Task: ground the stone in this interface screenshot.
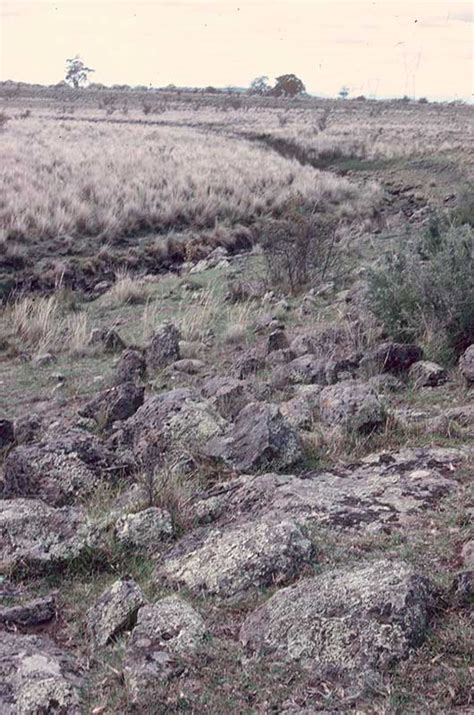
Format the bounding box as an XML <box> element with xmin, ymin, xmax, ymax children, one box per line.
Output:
<box><xmin>360</xmin><ymin>342</ymin><xmax>423</xmax><ymax>375</ymax></box>
<box><xmin>280</xmin><ymin>385</ymin><xmax>323</xmax><ymax>430</ymax></box>
<box><xmin>0</xmin><ymin>632</ymin><xmax>85</xmax><ymax>714</ymax></box>
<box><xmin>0</xmin><ymin>594</ymin><xmax>56</xmax><ymax>627</ymax></box>
<box><xmin>0</xmin><ymin>419</ymin><xmax>14</xmax><ymax>449</ymax></box>
<box><xmin>79</xmin><ymin>381</ymin><xmax>144</xmax><ymax>428</ymax></box>
<box><xmin>115</xmin><ymin>507</ymin><xmax>174</xmax><ymax>550</ymax></box>
<box><xmin>13</xmin><ymin>414</ymin><xmax>42</xmax><ymax>445</ymax></box>
<box><xmin>159</xmin><ymin>519</ymin><xmax>313</xmax><ymax>601</ymax></box>
<box><xmin>233</xmin><ymin>348</ymin><xmax>265</xmax><ymax>378</ymax></box>
<box><xmin>168</xmin><ymin>358</ymin><xmax>205</xmax><ymax>374</ymax></box>
<box><xmin>240</xmin><ymin>560</ymin><xmax>435</xmax><ymax>681</ymax></box>
<box><xmin>205</xmin><ymin>401</ymin><xmax>302</xmax><ymax>473</ymax></box>
<box><xmin>124</xmin><ymin>597</ymin><xmax>207</xmax><ymax>705</ymax></box>
<box><xmin>409</xmin><ymin>360</ymin><xmax>447</xmax><ymax>387</ymax></box>
<box><xmin>266</xmin><ymin>348</ymin><xmax>296</xmax><ymax>368</ymax></box>
<box><xmin>319</xmin><ymin>380</ymin><xmax>386</xmax><ymax>433</ymax></box>
<box><xmin>368</xmin><ymin>374</ymin><xmax>404</xmax><ymax>393</ymax></box>
<box><xmin>286</xmin><ymin>355</ymin><xmax>327</xmax><ymax>384</ymax></box>
<box><xmin>0</xmin><ymin>498</ymin><xmax>96</xmax><ymax>569</ymax></box>
<box><xmin>87</xmin><ymin>578</ymin><xmax>145</xmax><ymax>647</ymax></box>
<box><xmin>201</xmin><ymin>376</ymin><xmax>250</xmax><ymax>419</ymax></box>
<box><xmin>267</xmin><ymin>329</ymin><xmax>289</xmax><ymax>353</ymax></box>
<box><xmin>89</xmin><ymin>327</ymin><xmax>126</xmax><ymax>353</ymax></box>
<box><xmin>459</xmin><ymin>344</ymin><xmax>474</xmax><ymax>384</ymax></box>
<box><xmin>113</xmin><ymin>348</ymin><xmax>146</xmax><ymax>385</ymax></box>
<box><xmin>147</xmin><ymin>323</ymin><xmax>180</xmax><ymax>371</ymax></box>
<box><xmin>450</xmin><ymin>571</ymin><xmax>474</xmax><ymax>607</ymax></box>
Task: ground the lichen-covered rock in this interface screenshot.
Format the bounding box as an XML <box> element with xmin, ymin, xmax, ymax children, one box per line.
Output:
<box><xmin>280</xmin><ymin>385</ymin><xmax>323</xmax><ymax>430</ymax></box>
<box><xmin>233</xmin><ymin>348</ymin><xmax>265</xmax><ymax>378</ymax></box>
<box><xmin>124</xmin><ymin>597</ymin><xmax>207</xmax><ymax>705</ymax></box>
<box><xmin>158</xmin><ymin>519</ymin><xmax>313</xmax><ymax>600</ymax></box>
<box><xmin>286</xmin><ymin>355</ymin><xmax>327</xmax><ymax>384</ymax></box>
<box><xmin>79</xmin><ymin>381</ymin><xmax>144</xmax><ymax>428</ymax></box>
<box><xmin>459</xmin><ymin>344</ymin><xmax>474</xmax><ymax>384</ymax></box>
<box><xmin>205</xmin><ymin>401</ymin><xmax>302</xmax><ymax>473</ymax></box>
<box><xmin>0</xmin><ymin>594</ymin><xmax>56</xmax><ymax>627</ymax></box>
<box><xmin>13</xmin><ymin>414</ymin><xmax>43</xmax><ymax>445</ymax></box>
<box><xmin>0</xmin><ymin>498</ymin><xmax>96</xmax><ymax>569</ymax></box>
<box><xmin>360</xmin><ymin>342</ymin><xmax>423</xmax><ymax>375</ymax></box>
<box><xmin>319</xmin><ymin>380</ymin><xmax>386</xmax><ymax>433</ymax></box>
<box><xmin>201</xmin><ymin>376</ymin><xmax>251</xmax><ymax>419</ymax></box>
<box><xmin>409</xmin><ymin>360</ymin><xmax>447</xmax><ymax>387</ymax></box>
<box><xmin>0</xmin><ymin>632</ymin><xmax>85</xmax><ymax>714</ymax></box>
<box><xmin>267</xmin><ymin>329</ymin><xmax>289</xmax><ymax>353</ymax></box>
<box><xmin>0</xmin><ymin>419</ymin><xmax>14</xmax><ymax>449</ymax></box>
<box><xmin>112</xmin><ymin>348</ymin><xmax>146</xmax><ymax>385</ymax></box>
<box><xmin>240</xmin><ymin>560</ymin><xmax>435</xmax><ymax>680</ymax></box>
<box><xmin>115</xmin><ymin>507</ymin><xmax>174</xmax><ymax>550</ymax></box>
<box><xmin>147</xmin><ymin>322</ymin><xmax>180</xmax><ymax>371</ymax></box>
<box><xmin>87</xmin><ymin>578</ymin><xmax>145</xmax><ymax>647</ymax></box>
<box><xmin>2</xmin><ymin>428</ymin><xmax>124</xmax><ymax>506</ymax></box>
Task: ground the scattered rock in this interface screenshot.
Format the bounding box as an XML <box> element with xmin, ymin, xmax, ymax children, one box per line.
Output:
<box><xmin>89</xmin><ymin>328</ymin><xmax>126</xmax><ymax>353</ymax></box>
<box><xmin>267</xmin><ymin>329</ymin><xmax>289</xmax><ymax>353</ymax></box>
<box><xmin>240</xmin><ymin>560</ymin><xmax>435</xmax><ymax>682</ymax></box>
<box><xmin>147</xmin><ymin>323</ymin><xmax>180</xmax><ymax>371</ymax></box>
<box><xmin>115</xmin><ymin>507</ymin><xmax>174</xmax><ymax>550</ymax></box>
<box><xmin>280</xmin><ymin>385</ymin><xmax>323</xmax><ymax>430</ymax></box>
<box><xmin>459</xmin><ymin>344</ymin><xmax>474</xmax><ymax>384</ymax></box>
<box><xmin>0</xmin><ymin>594</ymin><xmax>56</xmax><ymax>627</ymax></box>
<box><xmin>87</xmin><ymin>578</ymin><xmax>145</xmax><ymax>647</ymax></box>
<box><xmin>201</xmin><ymin>376</ymin><xmax>251</xmax><ymax>419</ymax></box>
<box><xmin>113</xmin><ymin>348</ymin><xmax>146</xmax><ymax>385</ymax></box>
<box><xmin>159</xmin><ymin>519</ymin><xmax>313</xmax><ymax>600</ymax></box>
<box><xmin>124</xmin><ymin>597</ymin><xmax>207</xmax><ymax>705</ymax></box>
<box><xmin>79</xmin><ymin>381</ymin><xmax>144</xmax><ymax>428</ymax></box>
<box><xmin>205</xmin><ymin>401</ymin><xmax>302</xmax><ymax>473</ymax></box>
<box><xmin>0</xmin><ymin>419</ymin><xmax>14</xmax><ymax>449</ymax></box>
<box><xmin>319</xmin><ymin>380</ymin><xmax>386</xmax><ymax>433</ymax></box>
<box><xmin>233</xmin><ymin>348</ymin><xmax>265</xmax><ymax>378</ymax></box>
<box><xmin>0</xmin><ymin>632</ymin><xmax>85</xmax><ymax>714</ymax></box>
<box><xmin>360</xmin><ymin>342</ymin><xmax>423</xmax><ymax>375</ymax></box>
<box><xmin>409</xmin><ymin>360</ymin><xmax>447</xmax><ymax>387</ymax></box>
<box><xmin>286</xmin><ymin>355</ymin><xmax>327</xmax><ymax>384</ymax></box>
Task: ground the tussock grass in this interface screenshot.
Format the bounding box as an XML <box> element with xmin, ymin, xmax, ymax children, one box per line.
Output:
<box><xmin>101</xmin><ymin>271</ymin><xmax>148</xmax><ymax>307</ymax></box>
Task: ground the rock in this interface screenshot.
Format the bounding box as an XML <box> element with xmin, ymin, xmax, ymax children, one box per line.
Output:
<box><xmin>280</xmin><ymin>385</ymin><xmax>323</xmax><ymax>430</ymax></box>
<box><xmin>324</xmin><ymin>356</ymin><xmax>360</xmax><ymax>384</ymax></box>
<box><xmin>0</xmin><ymin>419</ymin><xmax>14</xmax><ymax>449</ymax></box>
<box><xmin>409</xmin><ymin>360</ymin><xmax>447</xmax><ymax>387</ymax></box>
<box><xmin>201</xmin><ymin>376</ymin><xmax>250</xmax><ymax>419</ymax></box>
<box><xmin>87</xmin><ymin>578</ymin><xmax>145</xmax><ymax>647</ymax></box>
<box><xmin>89</xmin><ymin>328</ymin><xmax>126</xmax><ymax>353</ymax></box>
<box><xmin>2</xmin><ymin>428</ymin><xmax>124</xmax><ymax>506</ymax></box>
<box><xmin>0</xmin><ymin>498</ymin><xmax>96</xmax><ymax>569</ymax></box>
<box><xmin>147</xmin><ymin>323</ymin><xmax>180</xmax><ymax>371</ymax></box>
<box><xmin>267</xmin><ymin>329</ymin><xmax>289</xmax><ymax>353</ymax></box>
<box><xmin>124</xmin><ymin>597</ymin><xmax>207</xmax><ymax>705</ymax></box>
<box><xmin>233</xmin><ymin>348</ymin><xmax>265</xmax><ymax>378</ymax></box>
<box><xmin>459</xmin><ymin>344</ymin><xmax>474</xmax><ymax>384</ymax></box>
<box><xmin>193</xmin><ymin>446</ymin><xmax>463</xmax><ymax>533</ymax></box>
<box><xmin>32</xmin><ymin>352</ymin><xmax>57</xmax><ymax>367</ymax></box>
<box><xmin>113</xmin><ymin>348</ymin><xmax>146</xmax><ymax>385</ymax></box>
<box><xmin>13</xmin><ymin>414</ymin><xmax>42</xmax><ymax>445</ymax></box>
<box><xmin>159</xmin><ymin>519</ymin><xmax>313</xmax><ymax>600</ymax></box>
<box><xmin>205</xmin><ymin>401</ymin><xmax>302</xmax><ymax>473</ymax></box>
<box><xmin>0</xmin><ymin>632</ymin><xmax>85</xmax><ymax>714</ymax></box>
<box><xmin>266</xmin><ymin>348</ymin><xmax>296</xmax><ymax>368</ymax></box>
<box><xmin>290</xmin><ymin>333</ymin><xmax>320</xmax><ymax>357</ymax></box>
<box><xmin>168</xmin><ymin>358</ymin><xmax>205</xmax><ymax>374</ymax></box>
<box><xmin>115</xmin><ymin>507</ymin><xmax>174</xmax><ymax>550</ymax></box>
<box><xmin>368</xmin><ymin>374</ymin><xmax>404</xmax><ymax>393</ymax></box>
<box><xmin>286</xmin><ymin>355</ymin><xmax>327</xmax><ymax>384</ymax></box>
<box><xmin>79</xmin><ymin>381</ymin><xmax>144</xmax><ymax>428</ymax></box>
<box><xmin>360</xmin><ymin>342</ymin><xmax>423</xmax><ymax>375</ymax></box>
<box><xmin>461</xmin><ymin>540</ymin><xmax>474</xmax><ymax>568</ymax></box>
<box><xmin>0</xmin><ymin>594</ymin><xmax>56</xmax><ymax>627</ymax></box>
<box><xmin>450</xmin><ymin>571</ymin><xmax>474</xmax><ymax>607</ymax></box>
<box><xmin>240</xmin><ymin>560</ymin><xmax>435</xmax><ymax>682</ymax></box>
<box><xmin>319</xmin><ymin>380</ymin><xmax>386</xmax><ymax>433</ymax></box>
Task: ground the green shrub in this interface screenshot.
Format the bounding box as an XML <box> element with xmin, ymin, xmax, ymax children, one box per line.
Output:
<box><xmin>368</xmin><ymin>223</ymin><xmax>474</xmax><ymax>364</ymax></box>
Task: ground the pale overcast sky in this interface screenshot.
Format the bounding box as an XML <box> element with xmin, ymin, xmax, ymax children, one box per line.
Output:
<box><xmin>1</xmin><ymin>1</ymin><xmax>473</xmax><ymax>100</ymax></box>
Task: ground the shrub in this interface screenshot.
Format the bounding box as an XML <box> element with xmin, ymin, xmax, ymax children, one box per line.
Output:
<box><xmin>367</xmin><ymin>223</ymin><xmax>474</xmax><ymax>363</ymax></box>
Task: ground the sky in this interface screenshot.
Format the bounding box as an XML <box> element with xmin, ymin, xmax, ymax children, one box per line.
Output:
<box><xmin>1</xmin><ymin>1</ymin><xmax>473</xmax><ymax>100</ymax></box>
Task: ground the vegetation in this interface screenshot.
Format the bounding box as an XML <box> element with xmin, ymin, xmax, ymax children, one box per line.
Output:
<box><xmin>65</xmin><ymin>55</ymin><xmax>95</xmax><ymax>88</ymax></box>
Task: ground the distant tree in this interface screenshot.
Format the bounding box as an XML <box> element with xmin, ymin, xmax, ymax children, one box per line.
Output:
<box><xmin>249</xmin><ymin>75</ymin><xmax>271</xmax><ymax>96</ymax></box>
<box><xmin>272</xmin><ymin>74</ymin><xmax>305</xmax><ymax>98</ymax></box>
<box><xmin>338</xmin><ymin>85</ymin><xmax>349</xmax><ymax>99</ymax></box>
<box><xmin>65</xmin><ymin>55</ymin><xmax>95</xmax><ymax>88</ymax></box>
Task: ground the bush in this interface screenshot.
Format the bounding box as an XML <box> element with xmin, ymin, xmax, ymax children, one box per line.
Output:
<box><xmin>367</xmin><ymin>223</ymin><xmax>474</xmax><ymax>363</ymax></box>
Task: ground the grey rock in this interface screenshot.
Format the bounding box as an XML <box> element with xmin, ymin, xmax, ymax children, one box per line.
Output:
<box><xmin>266</xmin><ymin>348</ymin><xmax>296</xmax><ymax>367</ymax></box>
<box><xmin>89</xmin><ymin>327</ymin><xmax>126</xmax><ymax>353</ymax></box>
<box><xmin>0</xmin><ymin>594</ymin><xmax>56</xmax><ymax>627</ymax></box>
<box><xmin>233</xmin><ymin>348</ymin><xmax>265</xmax><ymax>378</ymax></box>
<box><xmin>0</xmin><ymin>632</ymin><xmax>85</xmax><ymax>714</ymax></box>
<box><xmin>360</xmin><ymin>342</ymin><xmax>423</xmax><ymax>375</ymax></box>
<box><xmin>87</xmin><ymin>578</ymin><xmax>145</xmax><ymax>647</ymax></box>
<box><xmin>368</xmin><ymin>374</ymin><xmax>404</xmax><ymax>393</ymax></box>
<box><xmin>168</xmin><ymin>358</ymin><xmax>205</xmax><ymax>374</ymax></box>
<box><xmin>32</xmin><ymin>352</ymin><xmax>57</xmax><ymax>367</ymax></box>
<box><xmin>113</xmin><ymin>348</ymin><xmax>146</xmax><ymax>385</ymax></box>
<box><xmin>319</xmin><ymin>379</ymin><xmax>386</xmax><ymax>433</ymax></box>
<box><xmin>147</xmin><ymin>323</ymin><xmax>180</xmax><ymax>371</ymax></box>
<box><xmin>115</xmin><ymin>507</ymin><xmax>174</xmax><ymax>550</ymax></box>
<box><xmin>0</xmin><ymin>419</ymin><xmax>14</xmax><ymax>449</ymax></box>
<box><xmin>286</xmin><ymin>355</ymin><xmax>327</xmax><ymax>384</ymax></box>
<box><xmin>13</xmin><ymin>414</ymin><xmax>42</xmax><ymax>445</ymax></box>
<box><xmin>159</xmin><ymin>519</ymin><xmax>313</xmax><ymax>600</ymax></box>
<box><xmin>280</xmin><ymin>385</ymin><xmax>323</xmax><ymax>430</ymax></box>
<box><xmin>459</xmin><ymin>344</ymin><xmax>474</xmax><ymax>384</ymax></box>
<box><xmin>79</xmin><ymin>381</ymin><xmax>144</xmax><ymax>428</ymax></box>
<box><xmin>205</xmin><ymin>401</ymin><xmax>302</xmax><ymax>473</ymax></box>
<box><xmin>409</xmin><ymin>360</ymin><xmax>447</xmax><ymax>387</ymax></box>
<box><xmin>267</xmin><ymin>329</ymin><xmax>289</xmax><ymax>353</ymax></box>
<box><xmin>201</xmin><ymin>376</ymin><xmax>250</xmax><ymax>419</ymax></box>
<box><xmin>450</xmin><ymin>571</ymin><xmax>474</xmax><ymax>607</ymax></box>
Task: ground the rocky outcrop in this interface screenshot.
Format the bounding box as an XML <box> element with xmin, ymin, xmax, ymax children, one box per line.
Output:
<box><xmin>146</xmin><ymin>322</ymin><xmax>180</xmax><ymax>371</ymax></box>
<box><xmin>87</xmin><ymin>578</ymin><xmax>145</xmax><ymax>647</ymax></box>
<box><xmin>319</xmin><ymin>379</ymin><xmax>386</xmax><ymax>433</ymax></box>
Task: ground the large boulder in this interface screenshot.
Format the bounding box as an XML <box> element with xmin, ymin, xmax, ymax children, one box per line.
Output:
<box><xmin>0</xmin><ymin>498</ymin><xmax>96</xmax><ymax>569</ymax></box>
<box><xmin>240</xmin><ymin>560</ymin><xmax>435</xmax><ymax>681</ymax></box>
<box><xmin>360</xmin><ymin>342</ymin><xmax>423</xmax><ymax>375</ymax></box>
<box><xmin>319</xmin><ymin>380</ymin><xmax>386</xmax><ymax>433</ymax></box>
<box><xmin>459</xmin><ymin>344</ymin><xmax>474</xmax><ymax>384</ymax></box>
<box><xmin>124</xmin><ymin>597</ymin><xmax>207</xmax><ymax>706</ymax></box>
<box><xmin>205</xmin><ymin>402</ymin><xmax>302</xmax><ymax>473</ymax></box>
<box><xmin>115</xmin><ymin>507</ymin><xmax>174</xmax><ymax>550</ymax></box>
<box><xmin>146</xmin><ymin>323</ymin><xmax>180</xmax><ymax>371</ymax></box>
<box><xmin>0</xmin><ymin>632</ymin><xmax>85</xmax><ymax>714</ymax></box>
<box><xmin>79</xmin><ymin>381</ymin><xmax>144</xmax><ymax>428</ymax></box>
<box><xmin>201</xmin><ymin>376</ymin><xmax>251</xmax><ymax>419</ymax></box>
<box><xmin>87</xmin><ymin>578</ymin><xmax>145</xmax><ymax>647</ymax></box>
<box><xmin>158</xmin><ymin>519</ymin><xmax>313</xmax><ymax>601</ymax></box>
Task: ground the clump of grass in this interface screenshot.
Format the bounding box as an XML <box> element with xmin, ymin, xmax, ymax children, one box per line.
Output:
<box><xmin>102</xmin><ymin>271</ymin><xmax>147</xmax><ymax>307</ymax></box>
<box><xmin>9</xmin><ymin>294</ymin><xmax>62</xmax><ymax>351</ymax></box>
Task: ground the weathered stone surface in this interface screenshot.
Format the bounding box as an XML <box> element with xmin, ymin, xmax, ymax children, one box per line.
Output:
<box><xmin>2</xmin><ymin>428</ymin><xmax>123</xmax><ymax>506</ymax></box>
<box><xmin>0</xmin><ymin>498</ymin><xmax>97</xmax><ymax>569</ymax></box>
<box><xmin>201</xmin><ymin>376</ymin><xmax>251</xmax><ymax>419</ymax></box>
<box><xmin>360</xmin><ymin>342</ymin><xmax>423</xmax><ymax>375</ymax></box>
<box><xmin>205</xmin><ymin>401</ymin><xmax>302</xmax><ymax>473</ymax></box>
<box><xmin>89</xmin><ymin>327</ymin><xmax>126</xmax><ymax>353</ymax></box>
<box><xmin>79</xmin><ymin>381</ymin><xmax>144</xmax><ymax>428</ymax></box>
<box><xmin>0</xmin><ymin>594</ymin><xmax>56</xmax><ymax>627</ymax></box>
<box><xmin>280</xmin><ymin>385</ymin><xmax>323</xmax><ymax>430</ymax></box>
<box><xmin>319</xmin><ymin>380</ymin><xmax>386</xmax><ymax>433</ymax></box>
<box><xmin>233</xmin><ymin>348</ymin><xmax>265</xmax><ymax>378</ymax></box>
<box><xmin>459</xmin><ymin>344</ymin><xmax>474</xmax><ymax>384</ymax></box>
<box><xmin>267</xmin><ymin>329</ymin><xmax>289</xmax><ymax>353</ymax></box>
<box><xmin>159</xmin><ymin>519</ymin><xmax>313</xmax><ymax>600</ymax></box>
<box><xmin>409</xmin><ymin>360</ymin><xmax>447</xmax><ymax>387</ymax></box>
<box><xmin>240</xmin><ymin>560</ymin><xmax>435</xmax><ymax>680</ymax></box>
<box><xmin>193</xmin><ymin>447</ymin><xmax>464</xmax><ymax>533</ymax></box>
<box><xmin>115</xmin><ymin>507</ymin><xmax>174</xmax><ymax>550</ymax></box>
<box><xmin>266</xmin><ymin>348</ymin><xmax>296</xmax><ymax>368</ymax></box>
<box><xmin>286</xmin><ymin>355</ymin><xmax>327</xmax><ymax>385</ymax></box>
<box><xmin>0</xmin><ymin>632</ymin><xmax>85</xmax><ymax>714</ymax></box>
<box><xmin>124</xmin><ymin>597</ymin><xmax>207</xmax><ymax>705</ymax></box>
<box><xmin>87</xmin><ymin>578</ymin><xmax>145</xmax><ymax>647</ymax></box>
<box><xmin>368</xmin><ymin>374</ymin><xmax>404</xmax><ymax>393</ymax></box>
<box><xmin>112</xmin><ymin>348</ymin><xmax>146</xmax><ymax>385</ymax></box>
<box><xmin>147</xmin><ymin>322</ymin><xmax>180</xmax><ymax>371</ymax></box>
<box><xmin>0</xmin><ymin>419</ymin><xmax>14</xmax><ymax>449</ymax></box>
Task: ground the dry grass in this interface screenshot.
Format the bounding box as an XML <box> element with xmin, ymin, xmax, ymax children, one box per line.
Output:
<box><xmin>101</xmin><ymin>271</ymin><xmax>148</xmax><ymax>307</ymax></box>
